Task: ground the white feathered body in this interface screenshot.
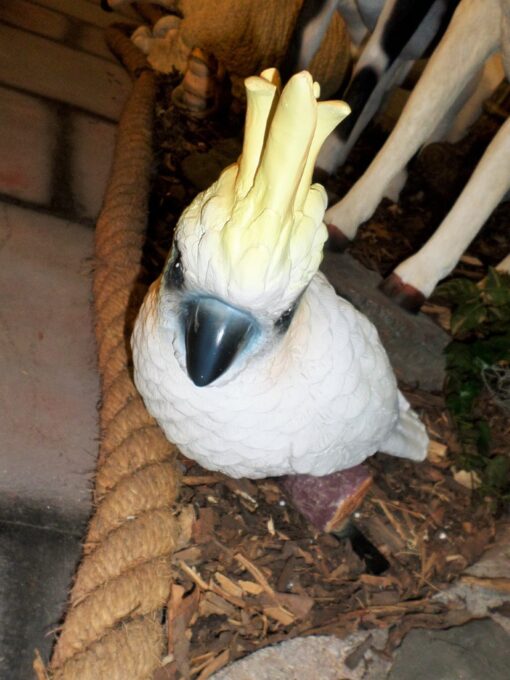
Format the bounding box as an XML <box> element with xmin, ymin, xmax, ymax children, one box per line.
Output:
<box><xmin>132</xmin><ymin>270</ymin><xmax>427</xmax><ymax>479</ymax></box>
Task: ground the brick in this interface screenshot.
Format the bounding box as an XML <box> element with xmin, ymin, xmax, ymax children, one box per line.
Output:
<box><xmin>0</xmin><ymin>87</ymin><xmax>56</xmax><ymax>204</ymax></box>
<box><xmin>72</xmin><ymin>112</ymin><xmax>117</xmax><ymax>219</ymax></box>
<box><xmin>0</xmin><ymin>24</ymin><xmax>131</xmax><ymax>120</ymax></box>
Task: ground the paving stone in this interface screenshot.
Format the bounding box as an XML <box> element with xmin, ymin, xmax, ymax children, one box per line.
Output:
<box><xmin>0</xmin><ymin>204</ymin><xmax>98</xmax><ymax>517</ymax></box>
<box><xmin>0</xmin><ymin>87</ymin><xmax>56</xmax><ymax>204</ymax></box>
<box><xmin>464</xmin><ymin>522</ymin><xmax>510</xmax><ymax>580</ymax></box>
<box><xmin>0</xmin><ymin>24</ymin><xmax>131</xmax><ymax>120</ymax></box>
<box><xmin>72</xmin><ymin>112</ymin><xmax>117</xmax><ymax>219</ymax></box>
<box><xmin>388</xmin><ymin>619</ymin><xmax>510</xmax><ymax>680</ymax></box>
<box><xmin>433</xmin><ymin>522</ymin><xmax>510</xmax><ymax>638</ymax></box>
<box><xmin>0</xmin><ymin>501</ymin><xmax>84</xmax><ymax>680</ymax></box>
<box><xmin>211</xmin><ymin>631</ymin><xmax>391</xmax><ymax>680</ymax></box>
<box><xmin>321</xmin><ymin>252</ymin><xmax>448</xmax><ymax>392</ymax></box>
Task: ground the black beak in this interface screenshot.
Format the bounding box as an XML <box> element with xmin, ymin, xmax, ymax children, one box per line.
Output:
<box><xmin>101</xmin><ymin>0</ymin><xmax>113</xmax><ymax>11</ymax></box>
<box><xmin>183</xmin><ymin>297</ymin><xmax>258</xmax><ymax>387</ymax></box>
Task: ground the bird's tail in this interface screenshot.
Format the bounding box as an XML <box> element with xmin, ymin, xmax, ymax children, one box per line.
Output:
<box><xmin>380</xmin><ymin>391</ymin><xmax>429</xmax><ymax>462</ymax></box>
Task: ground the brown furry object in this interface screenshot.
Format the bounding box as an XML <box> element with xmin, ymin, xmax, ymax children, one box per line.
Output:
<box><xmin>137</xmin><ymin>0</ymin><xmax>351</xmax><ymax>101</ymax></box>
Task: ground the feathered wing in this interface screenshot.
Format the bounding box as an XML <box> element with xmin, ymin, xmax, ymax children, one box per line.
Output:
<box><xmin>289</xmin><ymin>273</ymin><xmax>428</xmax><ymax>473</ymax></box>
<box><xmin>380</xmin><ymin>391</ymin><xmax>429</xmax><ymax>461</ymax></box>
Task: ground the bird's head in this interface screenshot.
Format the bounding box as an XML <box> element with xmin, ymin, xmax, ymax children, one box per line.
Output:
<box><xmin>159</xmin><ymin>69</ymin><xmax>350</xmax><ymax>386</ymax></box>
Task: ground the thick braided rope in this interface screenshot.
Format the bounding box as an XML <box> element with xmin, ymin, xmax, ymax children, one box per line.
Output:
<box><xmin>36</xmin><ymin>29</ymin><xmax>184</xmax><ymax>680</ymax></box>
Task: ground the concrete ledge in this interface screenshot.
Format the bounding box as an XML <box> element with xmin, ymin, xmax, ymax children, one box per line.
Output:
<box><xmin>321</xmin><ymin>251</ymin><xmax>449</xmax><ymax>392</ymax></box>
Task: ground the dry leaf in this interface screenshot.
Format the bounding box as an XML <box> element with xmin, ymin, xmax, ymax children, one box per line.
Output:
<box><xmin>273</xmin><ymin>592</ymin><xmax>314</xmax><ymax>620</ymax></box>
<box><xmin>238</xmin><ymin>579</ymin><xmax>265</xmax><ymax>595</ymax></box>
<box><xmin>235</xmin><ymin>553</ymin><xmax>274</xmax><ymax>594</ymax></box>
<box><xmin>177</xmin><ymin>504</ymin><xmax>196</xmax><ymax>548</ymax></box>
<box><xmin>460</xmin><ymin>254</ymin><xmax>483</xmax><ymax>266</ymax></box>
<box><xmin>173</xmin><ymin>546</ymin><xmax>202</xmax><ymax>564</ymax></box>
<box><xmin>262</xmin><ymin>605</ymin><xmax>295</xmax><ymax>626</ymax></box>
<box><xmin>214</xmin><ymin>572</ymin><xmax>244</xmax><ymax>598</ymax></box>
<box><xmin>33</xmin><ymin>652</ymin><xmax>49</xmax><ymax>680</ymax></box>
<box><xmin>224</xmin><ymin>479</ymin><xmax>259</xmax><ymax>510</ymax></box>
<box><xmin>427</xmin><ymin>440</ymin><xmax>448</xmax><ymax>464</ymax></box>
<box><xmin>200</xmin><ymin>591</ymin><xmax>239</xmax><ymax>618</ymax></box>
<box><xmin>179</xmin><ymin>561</ymin><xmax>210</xmax><ymax>590</ymax></box>
<box><xmin>360</xmin><ymin>574</ymin><xmax>400</xmax><ymax>588</ymax></box>
<box><xmin>452</xmin><ymin>468</ymin><xmax>482</xmax><ymax>490</ymax></box>
<box><xmin>167</xmin><ymin>584</ymin><xmax>199</xmax><ymax>679</ymax></box>
<box><xmin>197</xmin><ymin>649</ymin><xmax>230</xmax><ymax>680</ymax></box>
<box><xmin>183</xmin><ymin>474</ymin><xmax>222</xmax><ymax>486</ymax></box>
<box><xmin>193</xmin><ymin>507</ymin><xmax>216</xmax><ymax>544</ymax></box>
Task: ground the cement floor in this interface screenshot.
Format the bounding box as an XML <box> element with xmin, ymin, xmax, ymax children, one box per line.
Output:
<box><xmin>0</xmin><ymin>1</ymin><xmax>132</xmax><ymax>675</ymax></box>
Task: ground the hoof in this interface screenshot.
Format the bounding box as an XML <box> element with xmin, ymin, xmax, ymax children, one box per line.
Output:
<box><xmin>379</xmin><ymin>273</ymin><xmax>426</xmax><ymax>313</ymax></box>
<box><xmin>326</xmin><ymin>224</ymin><xmax>351</xmax><ymax>252</ymax></box>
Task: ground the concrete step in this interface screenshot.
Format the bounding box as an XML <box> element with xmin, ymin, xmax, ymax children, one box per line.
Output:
<box><xmin>0</xmin><ymin>205</ymin><xmax>98</xmax><ymax>517</ymax></box>
<box><xmin>0</xmin><ymin>500</ymin><xmax>85</xmax><ymax>679</ymax></box>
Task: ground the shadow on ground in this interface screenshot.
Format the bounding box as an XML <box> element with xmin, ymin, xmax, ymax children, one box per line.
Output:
<box><xmin>0</xmin><ymin>500</ymin><xmax>85</xmax><ymax>679</ymax></box>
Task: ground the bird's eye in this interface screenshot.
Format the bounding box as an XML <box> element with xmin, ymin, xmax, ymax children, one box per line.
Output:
<box><xmin>165</xmin><ymin>244</ymin><xmax>184</xmax><ymax>290</ymax></box>
<box><xmin>275</xmin><ymin>303</ymin><xmax>297</xmax><ymax>333</ymax></box>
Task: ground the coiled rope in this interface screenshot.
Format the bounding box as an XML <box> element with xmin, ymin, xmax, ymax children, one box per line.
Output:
<box><xmin>35</xmin><ymin>26</ymin><xmax>185</xmax><ymax>680</ymax></box>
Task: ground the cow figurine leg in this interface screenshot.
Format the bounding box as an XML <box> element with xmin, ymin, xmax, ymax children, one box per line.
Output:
<box><xmin>442</xmin><ymin>52</ymin><xmax>505</xmax><ymax>144</ymax></box>
<box><xmin>317</xmin><ymin>0</ymin><xmax>461</xmax><ymax>175</ymax></box>
<box><xmin>381</xmin><ymin>115</ymin><xmax>510</xmax><ymax>309</ymax></box>
<box><xmin>325</xmin><ymin>0</ymin><xmax>500</xmax><ymax>243</ymax></box>
<box><xmin>280</xmin><ymin>0</ymin><xmax>346</xmax><ymax>81</ymax></box>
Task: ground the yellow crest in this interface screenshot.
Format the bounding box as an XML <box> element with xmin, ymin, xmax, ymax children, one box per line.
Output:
<box><xmin>177</xmin><ymin>69</ymin><xmax>350</xmax><ymax>313</ymax></box>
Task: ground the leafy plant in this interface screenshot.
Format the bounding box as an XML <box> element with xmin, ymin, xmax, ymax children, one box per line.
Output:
<box><xmin>435</xmin><ymin>268</ymin><xmax>510</xmax><ymax>506</ymax></box>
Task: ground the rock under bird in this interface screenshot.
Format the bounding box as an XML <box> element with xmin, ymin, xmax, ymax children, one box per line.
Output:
<box><xmin>132</xmin><ymin>69</ymin><xmax>428</xmax><ymax>482</ymax></box>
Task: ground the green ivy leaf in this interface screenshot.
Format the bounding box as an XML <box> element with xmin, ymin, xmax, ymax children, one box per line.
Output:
<box><xmin>435</xmin><ymin>278</ymin><xmax>480</xmax><ymax>305</ymax></box>
<box><xmin>450</xmin><ymin>301</ymin><xmax>487</xmax><ymax>336</ymax></box>
<box><xmin>476</xmin><ymin>420</ymin><xmax>491</xmax><ymax>457</ymax></box>
<box><xmin>483</xmin><ymin>268</ymin><xmax>510</xmax><ymax>307</ymax></box>
<box><xmin>484</xmin><ymin>456</ymin><xmax>510</xmax><ymax>492</ymax></box>
<box><xmin>472</xmin><ymin>335</ymin><xmax>510</xmax><ymax>364</ymax></box>
<box><xmin>442</xmin><ymin>272</ymin><xmax>510</xmax><ymax>505</ymax></box>
<box><xmin>487</xmin><ymin>304</ymin><xmax>510</xmax><ymax>330</ymax></box>
<box><xmin>445</xmin><ymin>342</ymin><xmax>474</xmax><ymax>372</ymax></box>
<box><xmin>445</xmin><ymin>380</ymin><xmax>482</xmax><ymax>416</ymax></box>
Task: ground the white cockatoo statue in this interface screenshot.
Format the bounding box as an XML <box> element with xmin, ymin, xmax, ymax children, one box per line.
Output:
<box><xmin>132</xmin><ymin>69</ymin><xmax>428</xmax><ymax>527</ymax></box>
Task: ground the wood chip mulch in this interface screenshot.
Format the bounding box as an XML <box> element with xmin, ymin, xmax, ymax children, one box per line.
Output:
<box><xmin>158</xmin><ymin>446</ymin><xmax>494</xmax><ymax>679</ymax></box>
